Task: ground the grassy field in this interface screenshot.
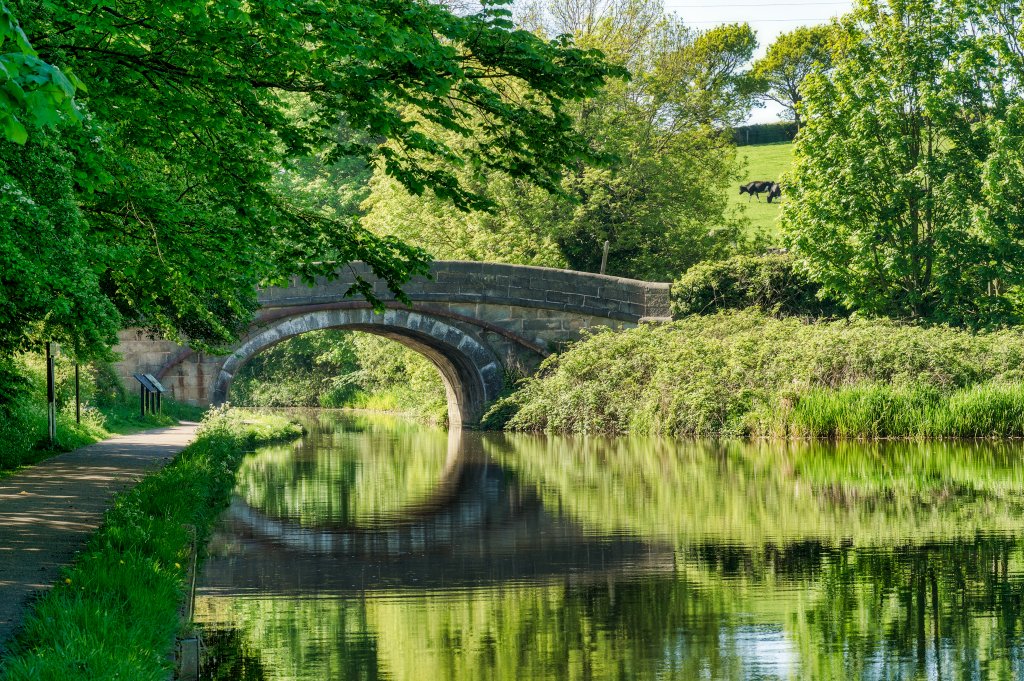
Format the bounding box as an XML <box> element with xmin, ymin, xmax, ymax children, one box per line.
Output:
<box><xmin>730</xmin><ymin>142</ymin><xmax>793</xmax><ymax>240</ymax></box>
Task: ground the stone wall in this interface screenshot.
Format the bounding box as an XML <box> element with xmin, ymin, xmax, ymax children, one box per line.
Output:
<box><xmin>259</xmin><ymin>261</ymin><xmax>671</xmax><ymax>323</ymax></box>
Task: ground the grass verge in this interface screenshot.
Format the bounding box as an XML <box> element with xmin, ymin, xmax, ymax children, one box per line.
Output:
<box><xmin>0</xmin><ymin>397</ymin><xmax>206</xmax><ymax>479</ymax></box>
<box><xmin>0</xmin><ymin>407</ymin><xmax>302</xmax><ymax>681</ymax></box>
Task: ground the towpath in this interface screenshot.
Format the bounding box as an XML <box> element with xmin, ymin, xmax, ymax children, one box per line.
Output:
<box><xmin>0</xmin><ymin>423</ymin><xmax>199</xmax><ymax>653</ymax></box>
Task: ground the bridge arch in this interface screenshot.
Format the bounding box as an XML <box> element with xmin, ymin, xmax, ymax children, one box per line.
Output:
<box><xmin>114</xmin><ymin>261</ymin><xmax>672</xmax><ymax>428</ymax></box>
<box><xmin>213</xmin><ymin>308</ymin><xmax>504</xmax><ymax>429</ymax></box>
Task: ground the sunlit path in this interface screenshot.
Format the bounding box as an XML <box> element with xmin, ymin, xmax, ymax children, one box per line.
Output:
<box><xmin>0</xmin><ymin>423</ymin><xmax>199</xmax><ymax>652</ymax></box>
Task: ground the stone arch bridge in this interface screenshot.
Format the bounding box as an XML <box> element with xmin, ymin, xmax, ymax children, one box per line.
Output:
<box><xmin>115</xmin><ymin>261</ymin><xmax>671</xmax><ymax>428</ymax></box>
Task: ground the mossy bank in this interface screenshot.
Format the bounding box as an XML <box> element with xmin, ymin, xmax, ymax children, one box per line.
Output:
<box><xmin>0</xmin><ymin>408</ymin><xmax>302</xmax><ymax>681</ymax></box>
<box><xmin>488</xmin><ymin>310</ymin><xmax>1024</xmax><ymax>439</ymax></box>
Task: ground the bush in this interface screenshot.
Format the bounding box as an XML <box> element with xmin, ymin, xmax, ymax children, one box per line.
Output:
<box><xmin>93</xmin><ymin>362</ymin><xmax>127</xmax><ymax>407</ymax></box>
<box><xmin>732</xmin><ymin>122</ymin><xmax>798</xmax><ymax>146</ymax></box>
<box><xmin>671</xmin><ymin>253</ymin><xmax>845</xmax><ymax>319</ymax></box>
<box><xmin>489</xmin><ymin>310</ymin><xmax>1024</xmax><ymax>438</ymax></box>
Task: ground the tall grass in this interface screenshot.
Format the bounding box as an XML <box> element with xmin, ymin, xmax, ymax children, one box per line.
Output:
<box><xmin>492</xmin><ymin>310</ymin><xmax>1024</xmax><ymax>439</ymax></box>
<box><xmin>343</xmin><ymin>385</ymin><xmax>448</xmax><ymax>424</ymax></box>
<box><xmin>0</xmin><ymin>408</ymin><xmax>302</xmax><ymax>681</ymax></box>
<box><xmin>762</xmin><ymin>382</ymin><xmax>1024</xmax><ymax>438</ymax></box>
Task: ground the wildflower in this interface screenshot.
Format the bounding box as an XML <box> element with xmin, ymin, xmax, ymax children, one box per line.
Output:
<box><xmin>64</xmin><ymin>578</ymin><xmax>72</xmax><ymax>585</ymax></box>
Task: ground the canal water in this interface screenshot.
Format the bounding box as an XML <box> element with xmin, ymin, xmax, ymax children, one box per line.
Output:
<box><xmin>195</xmin><ymin>411</ymin><xmax>1024</xmax><ymax>680</ymax></box>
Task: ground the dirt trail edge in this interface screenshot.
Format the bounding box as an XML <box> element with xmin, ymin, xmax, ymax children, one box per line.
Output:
<box><xmin>0</xmin><ymin>422</ymin><xmax>200</xmax><ymax>653</ymax></box>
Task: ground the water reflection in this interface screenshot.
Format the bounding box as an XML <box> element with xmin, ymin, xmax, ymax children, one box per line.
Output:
<box><xmin>197</xmin><ymin>412</ymin><xmax>1024</xmax><ymax>680</ymax></box>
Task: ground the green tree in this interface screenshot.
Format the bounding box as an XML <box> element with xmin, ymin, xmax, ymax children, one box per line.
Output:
<box><xmin>750</xmin><ymin>25</ymin><xmax>834</xmax><ymax>129</ymax></box>
<box><xmin>362</xmin><ymin>1</ymin><xmax>757</xmax><ymax>281</ymax></box>
<box><xmin>0</xmin><ymin>1</ymin><xmax>82</xmax><ymax>144</ymax></box>
<box><xmin>0</xmin><ymin>130</ymin><xmax>121</xmax><ymax>360</ymax></box>
<box><xmin>783</xmin><ymin>0</ymin><xmax>1024</xmax><ymax>325</ymax></box>
<box><xmin>1</xmin><ymin>0</ymin><xmax>621</xmax><ymax>367</ymax></box>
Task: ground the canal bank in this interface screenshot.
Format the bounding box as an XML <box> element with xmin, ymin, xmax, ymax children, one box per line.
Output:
<box><xmin>488</xmin><ymin>310</ymin><xmax>1024</xmax><ymax>438</ymax></box>
<box><xmin>0</xmin><ymin>409</ymin><xmax>302</xmax><ymax>681</ymax></box>
<box><xmin>0</xmin><ymin>423</ymin><xmax>200</xmax><ymax>653</ymax></box>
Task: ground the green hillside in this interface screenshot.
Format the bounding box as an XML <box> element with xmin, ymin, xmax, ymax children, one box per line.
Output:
<box><xmin>731</xmin><ymin>142</ymin><xmax>793</xmax><ymax>239</ymax></box>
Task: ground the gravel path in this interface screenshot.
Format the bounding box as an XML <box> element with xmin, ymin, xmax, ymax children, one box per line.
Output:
<box><xmin>0</xmin><ymin>423</ymin><xmax>199</xmax><ymax>653</ymax></box>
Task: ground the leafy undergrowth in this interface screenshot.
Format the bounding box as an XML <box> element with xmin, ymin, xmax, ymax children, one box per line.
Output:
<box><xmin>490</xmin><ymin>310</ymin><xmax>1024</xmax><ymax>439</ymax></box>
<box><xmin>0</xmin><ymin>408</ymin><xmax>302</xmax><ymax>681</ymax></box>
<box><xmin>0</xmin><ymin>353</ymin><xmax>207</xmax><ymax>475</ymax></box>
<box><xmin>0</xmin><ymin>398</ymin><xmax>206</xmax><ymax>478</ymax></box>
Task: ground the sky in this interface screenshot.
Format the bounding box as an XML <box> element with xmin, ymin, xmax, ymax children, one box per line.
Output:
<box><xmin>663</xmin><ymin>0</ymin><xmax>855</xmax><ymax>122</ymax></box>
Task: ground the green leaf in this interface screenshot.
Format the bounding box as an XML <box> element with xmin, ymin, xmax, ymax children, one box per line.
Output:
<box><xmin>1</xmin><ymin>112</ymin><xmax>27</xmax><ymax>143</ymax></box>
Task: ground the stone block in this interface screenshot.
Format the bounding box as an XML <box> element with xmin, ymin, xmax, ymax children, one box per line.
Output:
<box><xmin>449</xmin><ymin>303</ymin><xmax>480</xmax><ymax>318</ymax></box>
<box><xmin>509</xmin><ymin>286</ymin><xmax>545</xmax><ymax>302</ymax></box>
<box><xmin>523</xmin><ymin>319</ymin><xmax>564</xmax><ymax>332</ymax></box>
<box><xmin>510</xmin><ymin>275</ymin><xmax>534</xmax><ymax>288</ymax></box>
<box><xmin>478</xmin><ymin>304</ymin><xmax>514</xmax><ymax>323</ymax></box>
<box><xmin>546</xmin><ymin>290</ymin><xmax>584</xmax><ymax>306</ymax></box>
<box><xmin>479</xmin><ymin>284</ymin><xmax>512</xmax><ymax>299</ymax></box>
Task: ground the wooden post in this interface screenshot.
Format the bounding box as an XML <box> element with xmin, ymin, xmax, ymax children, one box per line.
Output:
<box><xmin>75</xmin><ymin>363</ymin><xmax>81</xmax><ymax>424</ymax></box>
<box><xmin>46</xmin><ymin>342</ymin><xmax>56</xmax><ymax>444</ymax></box>
<box><xmin>599</xmin><ymin>240</ymin><xmax>610</xmax><ymax>275</ymax></box>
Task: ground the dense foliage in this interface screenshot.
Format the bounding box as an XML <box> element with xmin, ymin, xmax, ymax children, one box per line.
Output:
<box><xmin>490</xmin><ymin>310</ymin><xmax>1024</xmax><ymax>437</ymax></box>
<box><xmin>784</xmin><ymin>0</ymin><xmax>1024</xmax><ymax>326</ymax></box>
<box><xmin>0</xmin><ymin>408</ymin><xmax>301</xmax><ymax>680</ymax></box>
<box><xmin>671</xmin><ymin>253</ymin><xmax>844</xmax><ymax>318</ymax></box>
<box><xmin>1</xmin><ymin>0</ymin><xmax>621</xmax><ymax>371</ymax></box>
<box><xmin>361</xmin><ymin>0</ymin><xmax>757</xmax><ymax>280</ymax></box>
<box><xmin>0</xmin><ymin>1</ymin><xmax>81</xmax><ymax>144</ymax></box>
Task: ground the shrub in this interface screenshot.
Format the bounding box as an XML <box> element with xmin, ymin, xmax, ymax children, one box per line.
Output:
<box><xmin>490</xmin><ymin>310</ymin><xmax>1024</xmax><ymax>438</ymax></box>
<box><xmin>671</xmin><ymin>253</ymin><xmax>845</xmax><ymax>319</ymax></box>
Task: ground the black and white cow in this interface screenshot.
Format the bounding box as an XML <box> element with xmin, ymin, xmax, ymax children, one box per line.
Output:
<box><xmin>739</xmin><ymin>181</ymin><xmax>773</xmax><ymax>201</ymax></box>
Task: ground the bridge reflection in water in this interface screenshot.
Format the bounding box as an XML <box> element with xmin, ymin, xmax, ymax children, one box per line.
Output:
<box><xmin>200</xmin><ymin>430</ymin><xmax>674</xmax><ymax>595</ymax></box>
<box><xmin>195</xmin><ymin>412</ymin><xmax>1024</xmax><ymax>681</ymax></box>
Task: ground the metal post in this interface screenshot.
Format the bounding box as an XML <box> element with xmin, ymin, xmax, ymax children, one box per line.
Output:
<box><xmin>599</xmin><ymin>240</ymin><xmax>610</xmax><ymax>276</ymax></box>
<box><xmin>46</xmin><ymin>342</ymin><xmax>56</xmax><ymax>444</ymax></box>
<box><xmin>156</xmin><ymin>391</ymin><xmax>162</xmax><ymax>414</ymax></box>
<box><xmin>75</xmin><ymin>363</ymin><xmax>81</xmax><ymax>424</ymax></box>
<box><xmin>141</xmin><ymin>384</ymin><xmax>146</xmax><ymax>418</ymax></box>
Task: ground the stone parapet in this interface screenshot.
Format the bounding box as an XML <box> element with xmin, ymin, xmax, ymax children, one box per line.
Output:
<box><xmin>256</xmin><ymin>261</ymin><xmax>671</xmax><ymax>323</ymax></box>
